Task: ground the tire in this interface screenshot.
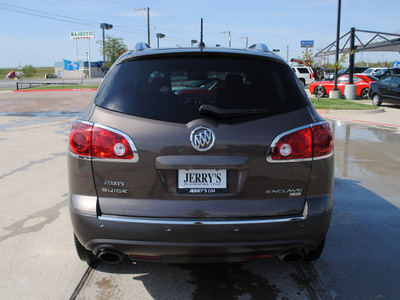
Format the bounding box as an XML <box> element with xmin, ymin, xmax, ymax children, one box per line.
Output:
<box><xmin>303</xmin><ymin>238</ymin><xmax>325</xmax><ymax>261</ymax></box>
<box><xmin>299</xmin><ymin>78</ymin><xmax>306</xmax><ymax>87</ymax></box>
<box><xmin>372</xmin><ymin>94</ymin><xmax>382</xmax><ymax>106</ymax></box>
<box><xmin>314</xmin><ymin>86</ymin><xmax>326</xmax><ymax>97</ymax></box>
<box><xmin>74</xmin><ymin>234</ymin><xmax>97</xmax><ymax>266</ymax></box>
<box><xmin>361</xmin><ymin>88</ymin><xmax>369</xmax><ymax>99</ymax></box>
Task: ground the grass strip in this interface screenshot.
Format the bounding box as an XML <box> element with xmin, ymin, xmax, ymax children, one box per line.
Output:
<box><xmin>310</xmin><ymin>98</ymin><xmax>377</xmax><ymax>110</ymax></box>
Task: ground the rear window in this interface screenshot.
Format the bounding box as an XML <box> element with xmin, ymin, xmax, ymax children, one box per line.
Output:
<box><xmin>297</xmin><ymin>67</ymin><xmax>310</xmax><ymax>74</ymax></box>
<box><xmin>95</xmin><ymin>56</ymin><xmax>308</xmax><ymax>123</ymax></box>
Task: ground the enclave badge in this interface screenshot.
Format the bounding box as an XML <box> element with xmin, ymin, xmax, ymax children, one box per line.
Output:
<box><xmin>190</xmin><ymin>126</ymin><xmax>215</xmax><ymax>152</ymax></box>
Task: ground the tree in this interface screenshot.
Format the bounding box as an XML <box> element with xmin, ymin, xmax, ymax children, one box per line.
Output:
<box><xmin>22</xmin><ymin>65</ymin><xmax>37</xmax><ymax>77</ymax></box>
<box><xmin>97</xmin><ymin>35</ymin><xmax>128</xmax><ymax>68</ymax></box>
<box><xmin>300</xmin><ymin>48</ymin><xmax>314</xmax><ymax>66</ymax></box>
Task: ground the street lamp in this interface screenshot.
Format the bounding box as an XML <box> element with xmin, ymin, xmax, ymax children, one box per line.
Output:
<box><xmin>100</xmin><ymin>23</ymin><xmax>113</xmax><ymax>76</ymax></box>
<box><xmin>191</xmin><ymin>39</ymin><xmax>197</xmax><ymax>47</ymax></box>
<box><xmin>156</xmin><ymin>33</ymin><xmax>165</xmax><ymax>47</ymax></box>
<box><xmin>272</xmin><ymin>49</ymin><xmax>280</xmax><ymax>53</ymax></box>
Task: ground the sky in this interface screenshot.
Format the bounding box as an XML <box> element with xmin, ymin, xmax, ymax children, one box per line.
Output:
<box><xmin>0</xmin><ymin>0</ymin><xmax>399</xmax><ymax>68</ymax></box>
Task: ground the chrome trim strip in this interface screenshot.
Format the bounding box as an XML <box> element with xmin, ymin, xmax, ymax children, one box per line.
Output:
<box><xmin>99</xmin><ymin>211</ymin><xmax>307</xmax><ymax>226</ymax></box>
<box><xmin>266</xmin><ymin>121</ymin><xmax>332</xmax><ymax>163</ymax></box>
<box><xmin>76</xmin><ymin>120</ymin><xmax>94</xmax><ymax>126</ymax></box>
<box><xmin>68</xmin><ymin>149</ymin><xmax>91</xmax><ymax>161</ymax></box>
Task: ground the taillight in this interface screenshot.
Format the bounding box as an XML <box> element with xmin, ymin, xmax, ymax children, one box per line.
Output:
<box><xmin>92</xmin><ymin>126</ymin><xmax>134</xmax><ymax>160</ymax></box>
<box><xmin>312</xmin><ymin>123</ymin><xmax>333</xmax><ymax>157</ymax></box>
<box><xmin>268</xmin><ymin>122</ymin><xmax>333</xmax><ymax>162</ymax></box>
<box><xmin>69</xmin><ymin>121</ymin><xmax>137</xmax><ymax>161</ymax></box>
<box><xmin>271</xmin><ymin>127</ymin><xmax>312</xmax><ymax>160</ymax></box>
<box><xmin>69</xmin><ymin>122</ymin><xmax>92</xmax><ymax>156</ymax></box>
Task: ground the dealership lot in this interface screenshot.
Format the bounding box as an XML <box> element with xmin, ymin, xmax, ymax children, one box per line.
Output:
<box><xmin>1</xmin><ymin>91</ymin><xmax>400</xmax><ymax>299</ymax></box>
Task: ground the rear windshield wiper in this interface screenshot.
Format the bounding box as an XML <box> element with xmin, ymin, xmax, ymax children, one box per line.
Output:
<box><xmin>199</xmin><ymin>104</ymin><xmax>270</xmax><ymax>119</ymax></box>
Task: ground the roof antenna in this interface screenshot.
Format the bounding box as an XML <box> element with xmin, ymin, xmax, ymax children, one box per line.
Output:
<box><xmin>199</xmin><ymin>18</ymin><xmax>205</xmax><ymax>48</ymax></box>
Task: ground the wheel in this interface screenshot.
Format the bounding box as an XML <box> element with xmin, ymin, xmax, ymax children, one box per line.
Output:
<box><xmin>299</xmin><ymin>78</ymin><xmax>306</xmax><ymax>87</ymax></box>
<box><xmin>303</xmin><ymin>238</ymin><xmax>325</xmax><ymax>261</ymax></box>
<box><xmin>74</xmin><ymin>234</ymin><xmax>97</xmax><ymax>266</ymax></box>
<box><xmin>372</xmin><ymin>94</ymin><xmax>382</xmax><ymax>106</ymax></box>
<box><xmin>361</xmin><ymin>88</ymin><xmax>369</xmax><ymax>99</ymax></box>
<box><xmin>314</xmin><ymin>86</ymin><xmax>326</xmax><ymax>97</ymax></box>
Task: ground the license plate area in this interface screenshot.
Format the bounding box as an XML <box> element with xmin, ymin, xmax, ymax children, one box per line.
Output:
<box><xmin>177</xmin><ymin>169</ymin><xmax>228</xmax><ymax>194</ymax></box>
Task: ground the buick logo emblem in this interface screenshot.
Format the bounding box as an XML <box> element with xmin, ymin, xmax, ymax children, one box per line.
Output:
<box><xmin>190</xmin><ymin>126</ymin><xmax>215</xmax><ymax>152</ymax></box>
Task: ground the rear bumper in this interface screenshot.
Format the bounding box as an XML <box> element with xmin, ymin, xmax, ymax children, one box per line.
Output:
<box><xmin>70</xmin><ymin>197</ymin><xmax>332</xmax><ymax>262</ymax></box>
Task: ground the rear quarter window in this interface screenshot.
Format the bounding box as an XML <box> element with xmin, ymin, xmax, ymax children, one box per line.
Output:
<box><xmin>94</xmin><ymin>55</ymin><xmax>309</xmax><ymax>123</ymax></box>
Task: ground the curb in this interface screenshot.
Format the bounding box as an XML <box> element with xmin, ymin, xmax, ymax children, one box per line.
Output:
<box><xmin>13</xmin><ymin>88</ymin><xmax>98</xmax><ymax>93</ymax></box>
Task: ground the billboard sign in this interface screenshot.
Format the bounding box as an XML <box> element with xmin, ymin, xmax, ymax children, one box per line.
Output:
<box><xmin>70</xmin><ymin>31</ymin><xmax>95</xmax><ymax>40</ymax></box>
<box><xmin>301</xmin><ymin>40</ymin><xmax>314</xmax><ymax>48</ymax></box>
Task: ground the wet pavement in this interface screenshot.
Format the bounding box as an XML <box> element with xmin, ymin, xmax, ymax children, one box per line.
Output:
<box><xmin>0</xmin><ymin>91</ymin><xmax>400</xmax><ymax>299</ymax></box>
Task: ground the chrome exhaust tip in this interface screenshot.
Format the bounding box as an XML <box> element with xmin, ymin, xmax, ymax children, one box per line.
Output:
<box><xmin>98</xmin><ymin>249</ymin><xmax>124</xmax><ymax>264</ymax></box>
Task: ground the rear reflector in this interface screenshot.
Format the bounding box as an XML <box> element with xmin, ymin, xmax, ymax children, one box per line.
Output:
<box><xmin>268</xmin><ymin>122</ymin><xmax>333</xmax><ymax>162</ymax></box>
<box><xmin>69</xmin><ymin>121</ymin><xmax>138</xmax><ymax>161</ymax></box>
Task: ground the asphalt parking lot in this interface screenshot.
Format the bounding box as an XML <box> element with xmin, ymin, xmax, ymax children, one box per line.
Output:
<box><xmin>1</xmin><ymin>90</ymin><xmax>400</xmax><ymax>299</ymax></box>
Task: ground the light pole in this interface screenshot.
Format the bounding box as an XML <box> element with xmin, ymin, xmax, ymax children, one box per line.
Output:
<box><xmin>240</xmin><ymin>37</ymin><xmax>248</xmax><ymax>48</ymax></box>
<box><xmin>333</xmin><ymin>0</ymin><xmax>341</xmax><ymax>93</ymax></box>
<box><xmin>273</xmin><ymin>49</ymin><xmax>280</xmax><ymax>53</ymax></box>
<box><xmin>100</xmin><ymin>23</ymin><xmax>113</xmax><ymax>76</ymax></box>
<box><xmin>156</xmin><ymin>33</ymin><xmax>165</xmax><ymax>47</ymax></box>
<box><xmin>221</xmin><ymin>31</ymin><xmax>231</xmax><ymax>47</ymax></box>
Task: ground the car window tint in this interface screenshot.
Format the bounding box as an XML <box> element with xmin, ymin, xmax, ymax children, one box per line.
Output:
<box><xmin>391</xmin><ymin>77</ymin><xmax>400</xmax><ymax>87</ymax></box>
<box><xmin>380</xmin><ymin>77</ymin><xmax>392</xmax><ymax>85</ymax></box>
<box><xmin>95</xmin><ymin>57</ymin><xmax>308</xmax><ymax>123</ymax></box>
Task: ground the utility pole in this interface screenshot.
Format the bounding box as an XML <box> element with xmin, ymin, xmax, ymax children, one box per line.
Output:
<box><xmin>240</xmin><ymin>37</ymin><xmax>248</xmax><ymax>48</ymax></box>
<box><xmin>221</xmin><ymin>31</ymin><xmax>231</xmax><ymax>47</ymax></box>
<box><xmin>135</xmin><ymin>7</ymin><xmax>150</xmax><ymax>45</ymax></box>
<box><xmin>286</xmin><ymin>45</ymin><xmax>289</xmax><ymax>62</ymax></box>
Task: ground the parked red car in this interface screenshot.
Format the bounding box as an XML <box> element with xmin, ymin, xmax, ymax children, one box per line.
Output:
<box><xmin>309</xmin><ymin>74</ymin><xmax>377</xmax><ymax>99</ymax></box>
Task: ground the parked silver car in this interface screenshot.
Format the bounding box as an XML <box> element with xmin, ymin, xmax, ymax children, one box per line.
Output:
<box><xmin>68</xmin><ymin>43</ymin><xmax>334</xmax><ymax>265</ymax></box>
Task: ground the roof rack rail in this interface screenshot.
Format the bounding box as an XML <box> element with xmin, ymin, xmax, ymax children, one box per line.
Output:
<box><xmin>248</xmin><ymin>43</ymin><xmax>270</xmax><ymax>52</ymax></box>
<box><xmin>135</xmin><ymin>42</ymin><xmax>151</xmax><ymax>51</ymax></box>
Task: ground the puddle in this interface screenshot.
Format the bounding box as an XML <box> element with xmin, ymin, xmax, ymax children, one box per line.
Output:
<box><xmin>0</xmin><ymin>111</ymin><xmax>81</xmax><ymax>131</ymax></box>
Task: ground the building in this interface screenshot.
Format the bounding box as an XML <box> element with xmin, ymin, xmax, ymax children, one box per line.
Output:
<box><xmin>54</xmin><ymin>61</ymin><xmax>104</xmax><ymax>78</ymax></box>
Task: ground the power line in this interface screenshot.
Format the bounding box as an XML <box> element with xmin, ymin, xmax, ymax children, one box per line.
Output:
<box><xmin>0</xmin><ymin>3</ymin><xmax>146</xmax><ymax>34</ymax></box>
<box><xmin>0</xmin><ymin>2</ymin><xmax>193</xmax><ymax>47</ymax></box>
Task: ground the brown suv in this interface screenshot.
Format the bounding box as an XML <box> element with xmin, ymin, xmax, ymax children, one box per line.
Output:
<box><xmin>68</xmin><ymin>43</ymin><xmax>334</xmax><ymax>265</ymax></box>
